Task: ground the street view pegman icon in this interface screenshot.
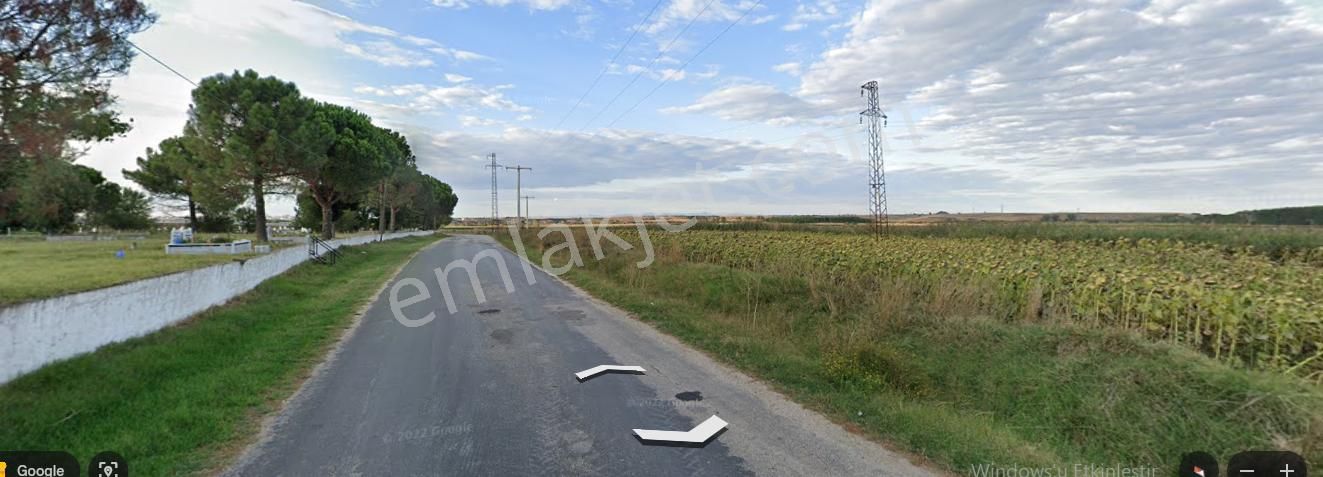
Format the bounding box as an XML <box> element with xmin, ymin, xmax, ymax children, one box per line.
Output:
<box><xmin>1182</xmin><ymin>451</ymin><xmax>1219</xmax><ymax>477</ymax></box>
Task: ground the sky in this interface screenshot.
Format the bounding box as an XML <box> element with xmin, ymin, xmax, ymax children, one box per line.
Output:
<box><xmin>81</xmin><ymin>0</ymin><xmax>1323</xmax><ymax>218</ymax></box>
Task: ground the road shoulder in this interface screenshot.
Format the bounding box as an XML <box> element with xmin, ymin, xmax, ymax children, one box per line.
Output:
<box><xmin>491</xmin><ymin>234</ymin><xmax>942</xmax><ymax>476</ymax></box>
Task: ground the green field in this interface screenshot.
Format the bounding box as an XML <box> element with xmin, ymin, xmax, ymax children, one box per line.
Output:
<box><xmin>498</xmin><ymin>225</ymin><xmax>1323</xmax><ymax>472</ymax></box>
<box><xmin>0</xmin><ymin>235</ymin><xmax>438</xmax><ymax>474</ymax></box>
<box><xmin>0</xmin><ymin>236</ymin><xmax>279</xmax><ymax>306</ymax></box>
<box><xmin>0</xmin><ymin>229</ymin><xmax>422</xmax><ymax>306</ymax></box>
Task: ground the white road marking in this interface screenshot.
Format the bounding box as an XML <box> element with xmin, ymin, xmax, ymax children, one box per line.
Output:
<box><xmin>574</xmin><ymin>364</ymin><xmax>646</xmax><ymax>381</ymax></box>
<box><xmin>633</xmin><ymin>415</ymin><xmax>728</xmax><ymax>444</ymax></box>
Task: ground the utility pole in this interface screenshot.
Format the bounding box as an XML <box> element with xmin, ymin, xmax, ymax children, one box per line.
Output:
<box><xmin>505</xmin><ymin>165</ymin><xmax>532</xmax><ymax>227</ymax></box>
<box><xmin>485</xmin><ymin>153</ymin><xmax>502</xmax><ymax>232</ymax></box>
<box><xmin>860</xmin><ymin>81</ymin><xmax>889</xmax><ymax>237</ymax></box>
<box><xmin>522</xmin><ymin>196</ymin><xmax>536</xmax><ymax>228</ymax></box>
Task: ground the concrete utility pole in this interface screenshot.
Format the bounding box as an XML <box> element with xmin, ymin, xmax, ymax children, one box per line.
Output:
<box><xmin>505</xmin><ymin>165</ymin><xmax>532</xmax><ymax>227</ymax></box>
<box><xmin>860</xmin><ymin>80</ymin><xmax>889</xmax><ymax>237</ymax></box>
<box><xmin>485</xmin><ymin>153</ymin><xmax>502</xmax><ymax>231</ymax></box>
<box><xmin>522</xmin><ymin>196</ymin><xmax>535</xmax><ymax>227</ymax></box>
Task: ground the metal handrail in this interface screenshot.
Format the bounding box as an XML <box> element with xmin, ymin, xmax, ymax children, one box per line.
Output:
<box><xmin>307</xmin><ymin>235</ymin><xmax>343</xmax><ymax>265</ymax></box>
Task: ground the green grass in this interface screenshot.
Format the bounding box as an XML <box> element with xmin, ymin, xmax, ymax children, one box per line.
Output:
<box><xmin>498</xmin><ymin>231</ymin><xmax>1322</xmax><ymax>473</ymax></box>
<box><xmin>0</xmin><ymin>230</ymin><xmax>414</xmax><ymax>306</ymax></box>
<box><xmin>0</xmin><ymin>236</ymin><xmax>265</xmax><ymax>306</ymax></box>
<box><xmin>0</xmin><ymin>234</ymin><xmax>438</xmax><ymax>475</ymax></box>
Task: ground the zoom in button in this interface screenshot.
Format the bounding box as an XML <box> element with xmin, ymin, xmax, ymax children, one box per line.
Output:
<box><xmin>1228</xmin><ymin>451</ymin><xmax>1307</xmax><ymax>477</ymax></box>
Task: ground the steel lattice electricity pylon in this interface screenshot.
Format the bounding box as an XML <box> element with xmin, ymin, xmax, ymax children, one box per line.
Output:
<box><xmin>485</xmin><ymin>153</ymin><xmax>502</xmax><ymax>231</ymax></box>
<box><xmin>860</xmin><ymin>81</ymin><xmax>889</xmax><ymax>237</ymax></box>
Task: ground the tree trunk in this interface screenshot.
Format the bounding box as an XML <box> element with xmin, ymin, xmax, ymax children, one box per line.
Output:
<box><xmin>319</xmin><ymin>204</ymin><xmax>334</xmax><ymax>240</ymax></box>
<box><xmin>378</xmin><ymin>180</ymin><xmax>387</xmax><ymax>234</ymax></box>
<box><xmin>187</xmin><ymin>195</ymin><xmax>198</xmax><ymax>231</ymax></box>
<box><xmin>389</xmin><ymin>206</ymin><xmax>398</xmax><ymax>231</ymax></box>
<box><xmin>0</xmin><ymin>70</ymin><xmax>18</xmax><ymax>144</ymax></box>
<box><xmin>316</xmin><ymin>194</ymin><xmax>334</xmax><ymax>240</ymax></box>
<box><xmin>253</xmin><ymin>175</ymin><xmax>268</xmax><ymax>242</ymax></box>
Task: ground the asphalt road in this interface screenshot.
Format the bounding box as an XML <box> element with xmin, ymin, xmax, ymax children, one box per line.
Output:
<box><xmin>226</xmin><ymin>234</ymin><xmax>934</xmax><ymax>477</ymax></box>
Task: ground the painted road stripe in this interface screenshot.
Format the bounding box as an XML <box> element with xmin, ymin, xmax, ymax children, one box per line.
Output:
<box><xmin>574</xmin><ymin>364</ymin><xmax>646</xmax><ymax>381</ymax></box>
<box><xmin>633</xmin><ymin>415</ymin><xmax>729</xmax><ymax>444</ymax></box>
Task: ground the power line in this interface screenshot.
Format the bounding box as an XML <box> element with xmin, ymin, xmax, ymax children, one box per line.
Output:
<box><xmin>578</xmin><ymin>0</ymin><xmax>719</xmax><ymax>131</ymax></box>
<box><xmin>126</xmin><ymin>36</ymin><xmax>440</xmax><ymax>241</ymax></box>
<box><xmin>124</xmin><ymin>37</ymin><xmax>327</xmax><ymax>162</ymax></box>
<box><xmin>125</xmin><ymin>39</ymin><xmax>198</xmax><ymax>87</ymax></box>
<box><xmin>913</xmin><ymin>95</ymin><xmax>1323</xmax><ymax>130</ymax></box>
<box><xmin>605</xmin><ymin>0</ymin><xmax>763</xmax><ymax>129</ymax></box>
<box><xmin>684</xmin><ymin>89</ymin><xmax>1323</xmax><ymax>151</ymax></box>
<box><xmin>679</xmin><ymin>41</ymin><xmax>1323</xmax><ymax>142</ymax></box>
<box><xmin>879</xmin><ymin>41</ymin><xmax>1323</xmax><ymax>104</ymax></box>
<box><xmin>719</xmin><ymin>95</ymin><xmax>1323</xmax><ymax>153</ymax></box>
<box><xmin>902</xmin><ymin>60</ymin><xmax>1316</xmax><ymax>114</ymax></box>
<box><xmin>555</xmin><ymin>0</ymin><xmax>665</xmax><ymax>129</ymax></box>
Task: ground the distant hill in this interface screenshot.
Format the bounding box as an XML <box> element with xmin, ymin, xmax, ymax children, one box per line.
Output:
<box><xmin>1197</xmin><ymin>206</ymin><xmax>1323</xmax><ymax>225</ymax></box>
<box><xmin>766</xmin><ymin>215</ymin><xmax>868</xmax><ymax>224</ymax></box>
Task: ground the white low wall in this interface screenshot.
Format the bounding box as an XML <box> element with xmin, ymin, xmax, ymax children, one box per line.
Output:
<box><xmin>165</xmin><ymin>239</ymin><xmax>253</xmax><ymax>255</ymax></box>
<box><xmin>0</xmin><ymin>231</ymin><xmax>433</xmax><ymax>384</ymax></box>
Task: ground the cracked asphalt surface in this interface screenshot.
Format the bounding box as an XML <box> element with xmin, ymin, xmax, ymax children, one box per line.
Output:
<box><xmin>225</xmin><ymin>234</ymin><xmax>935</xmax><ymax>476</ymax></box>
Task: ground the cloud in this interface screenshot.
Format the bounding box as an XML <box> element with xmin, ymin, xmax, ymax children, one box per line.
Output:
<box><xmin>643</xmin><ymin>0</ymin><xmax>769</xmax><ymax>36</ymax></box>
<box><xmin>343</xmin><ymin>40</ymin><xmax>435</xmax><ymax>67</ymax></box>
<box><xmin>430</xmin><ymin>0</ymin><xmax>573</xmax><ymax>10</ymax></box>
<box><xmin>609</xmin><ymin>63</ymin><xmax>720</xmax><ymax>82</ymax></box>
<box><xmin>661</xmin><ymin>83</ymin><xmax>840</xmax><ymax>124</ymax></box>
<box><xmin>83</xmin><ymin>0</ymin><xmax>1323</xmax><ymax>218</ymax></box>
<box><xmin>83</xmin><ymin>0</ymin><xmax>506</xmax><ymax>217</ymax></box>
<box><xmin>416</xmin><ymin>127</ymin><xmax>864</xmax><ymax>216</ymax></box>
<box><xmin>338</xmin><ymin>0</ymin><xmax>381</xmax><ymax>8</ymax></box>
<box><xmin>793</xmin><ymin>0</ymin><xmax>841</xmax><ymax>22</ymax></box>
<box><xmin>692</xmin><ymin>64</ymin><xmax>721</xmax><ymax>80</ymax></box>
<box><xmin>353</xmin><ymin>81</ymin><xmax>532</xmax><ymax>113</ymax></box>
<box><xmin>448</xmin><ymin>50</ymin><xmax>491</xmax><ymax>62</ymax></box>
<box><xmin>458</xmin><ymin>115</ymin><xmax>504</xmax><ymax>127</ymax></box>
<box><xmin>772</xmin><ymin>61</ymin><xmax>801</xmax><ymax>75</ymax></box>
<box><xmin>353</xmin><ymin>84</ymin><xmax>433</xmax><ymax>97</ymax></box>
<box><xmin>668</xmin><ymin>0</ymin><xmax>1323</xmax><ymax>211</ymax></box>
<box><xmin>353</xmin><ymin>85</ymin><xmax>389</xmax><ymax>96</ymax></box>
<box><xmin>169</xmin><ymin>0</ymin><xmax>489</xmax><ymax>67</ymax></box>
<box><xmin>783</xmin><ymin>0</ymin><xmax>842</xmax><ymax>31</ymax></box>
<box><xmin>564</xmin><ymin>6</ymin><xmax>599</xmax><ymax>39</ymax></box>
<box><xmin>658</xmin><ymin>68</ymin><xmax>686</xmax><ymax>81</ymax></box>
